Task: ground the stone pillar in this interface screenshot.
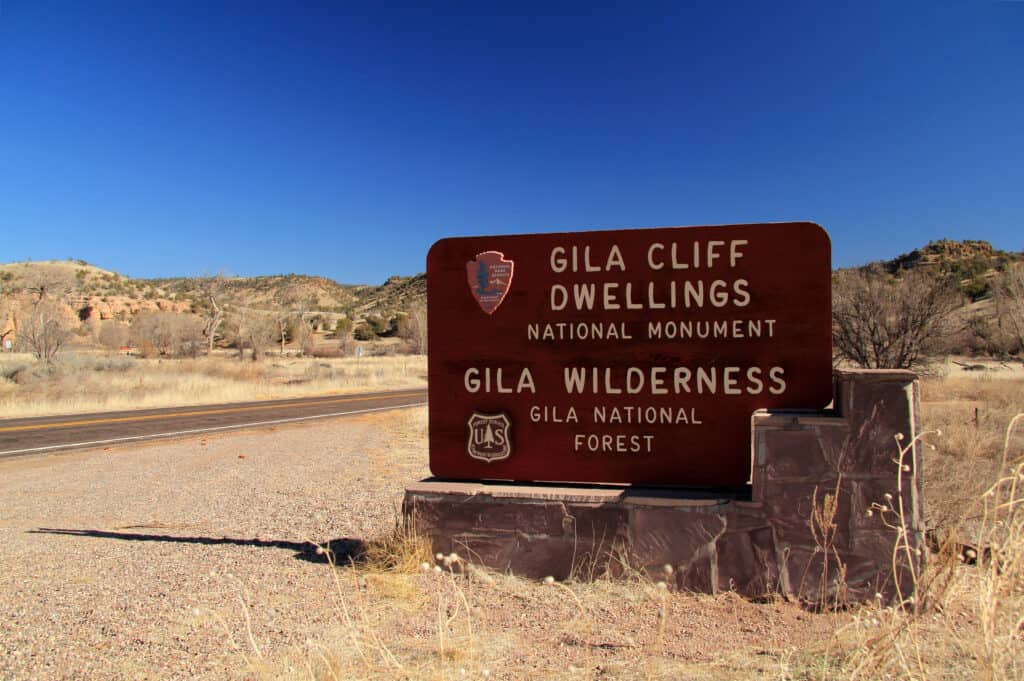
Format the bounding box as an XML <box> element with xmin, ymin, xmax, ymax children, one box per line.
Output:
<box><xmin>404</xmin><ymin>369</ymin><xmax>924</xmax><ymax>604</ymax></box>
<box><xmin>750</xmin><ymin>369</ymin><xmax>924</xmax><ymax>603</ymax></box>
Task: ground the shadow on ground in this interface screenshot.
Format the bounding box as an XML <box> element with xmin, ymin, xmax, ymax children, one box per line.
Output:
<box><xmin>29</xmin><ymin>528</ymin><xmax>367</xmax><ymax>565</ymax></box>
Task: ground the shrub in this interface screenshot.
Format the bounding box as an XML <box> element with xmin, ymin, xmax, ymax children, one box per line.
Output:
<box><xmin>0</xmin><ymin>362</ymin><xmax>30</xmax><ymax>382</ymax></box>
<box><xmin>365</xmin><ymin>314</ymin><xmax>396</xmax><ymax>337</ymax></box>
<box><xmin>353</xmin><ymin>323</ymin><xmax>376</xmax><ymax>341</ymax></box>
<box><xmin>98</xmin><ymin>321</ymin><xmax>130</xmax><ymax>351</ymax></box>
<box><xmin>131</xmin><ymin>311</ymin><xmax>205</xmax><ymax>358</ymax></box>
<box><xmin>333</xmin><ymin>317</ymin><xmax>353</xmax><ymax>337</ymax></box>
<box><xmin>309</xmin><ymin>345</ymin><xmax>344</xmax><ymax>358</ymax></box>
<box><xmin>91</xmin><ymin>355</ymin><xmax>134</xmax><ymax>372</ymax></box>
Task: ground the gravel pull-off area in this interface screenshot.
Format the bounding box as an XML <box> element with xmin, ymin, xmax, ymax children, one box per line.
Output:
<box><xmin>0</xmin><ymin>409</ymin><xmax>430</xmax><ymax>679</ymax></box>
<box><xmin>1</xmin><ymin>407</ymin><xmax>830</xmax><ymax>680</ymax></box>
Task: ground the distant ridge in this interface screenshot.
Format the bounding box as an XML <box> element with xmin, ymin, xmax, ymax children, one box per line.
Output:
<box><xmin>884</xmin><ymin>239</ymin><xmax>1022</xmax><ymax>275</ymax></box>
<box><xmin>3</xmin><ymin>238</ymin><xmax>1019</xmax><ymax>317</ymax></box>
<box><xmin>0</xmin><ymin>259</ymin><xmax>426</xmax><ymax>324</ymax></box>
<box><xmin>842</xmin><ymin>239</ymin><xmax>1023</xmax><ymax>300</ymax></box>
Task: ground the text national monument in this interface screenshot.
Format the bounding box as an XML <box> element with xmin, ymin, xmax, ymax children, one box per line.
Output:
<box><xmin>427</xmin><ymin>222</ymin><xmax>833</xmax><ymax>489</ymax></box>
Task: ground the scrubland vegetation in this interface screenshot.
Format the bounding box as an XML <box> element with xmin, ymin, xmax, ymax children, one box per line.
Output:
<box><xmin>811</xmin><ymin>376</ymin><xmax>1024</xmax><ymax>680</ymax></box>
<box><xmin>1</xmin><ymin>260</ymin><xmax>429</xmax><ymax>417</ymax></box>
<box><xmin>0</xmin><ymin>352</ymin><xmax>426</xmax><ymax>418</ymax></box>
<box><xmin>2</xmin><ymin>248</ymin><xmax>1023</xmax><ymax>678</ymax></box>
<box><xmin>832</xmin><ymin>260</ymin><xmax>1024</xmax><ymax>369</ymax></box>
<box><xmin>0</xmin><ymin>387</ymin><xmax>1019</xmax><ymax>679</ymax></box>
<box><xmin>217</xmin><ymin>379</ymin><xmax>1022</xmax><ymax>680</ymax></box>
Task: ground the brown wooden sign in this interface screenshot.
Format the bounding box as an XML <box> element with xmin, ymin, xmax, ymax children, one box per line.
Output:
<box><xmin>427</xmin><ymin>222</ymin><xmax>832</xmax><ymax>488</ymax></box>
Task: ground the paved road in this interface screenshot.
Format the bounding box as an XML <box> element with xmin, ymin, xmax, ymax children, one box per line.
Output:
<box><xmin>0</xmin><ymin>388</ymin><xmax>428</xmax><ymax>459</ymax></box>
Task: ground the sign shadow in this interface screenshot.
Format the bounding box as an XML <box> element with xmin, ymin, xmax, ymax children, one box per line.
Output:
<box><xmin>28</xmin><ymin>528</ymin><xmax>367</xmax><ymax>566</ymax></box>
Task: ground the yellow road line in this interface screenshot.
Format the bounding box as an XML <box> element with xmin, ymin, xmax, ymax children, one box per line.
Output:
<box><xmin>0</xmin><ymin>390</ymin><xmax>426</xmax><ymax>433</ymax></box>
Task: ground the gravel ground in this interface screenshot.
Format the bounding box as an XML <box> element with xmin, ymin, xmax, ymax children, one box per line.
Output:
<box><xmin>0</xmin><ymin>407</ymin><xmax>832</xmax><ymax>680</ymax></box>
<box><xmin>0</xmin><ymin>408</ymin><xmax>430</xmax><ymax>680</ymax></box>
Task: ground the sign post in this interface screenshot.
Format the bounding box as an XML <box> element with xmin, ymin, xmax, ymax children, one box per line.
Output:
<box><xmin>427</xmin><ymin>222</ymin><xmax>832</xmax><ymax>488</ymax></box>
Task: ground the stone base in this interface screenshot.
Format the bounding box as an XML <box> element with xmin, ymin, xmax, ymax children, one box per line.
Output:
<box><xmin>405</xmin><ymin>370</ymin><xmax>925</xmax><ymax>604</ymax></box>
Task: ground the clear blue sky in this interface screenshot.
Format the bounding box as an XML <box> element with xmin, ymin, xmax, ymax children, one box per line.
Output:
<box><xmin>1</xmin><ymin>1</ymin><xmax>1021</xmax><ymax>284</ymax></box>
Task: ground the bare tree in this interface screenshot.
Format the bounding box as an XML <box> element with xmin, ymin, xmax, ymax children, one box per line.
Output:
<box><xmin>276</xmin><ymin>281</ymin><xmax>318</xmax><ymax>346</ymax></box>
<box><xmin>991</xmin><ymin>264</ymin><xmax>1024</xmax><ymax>353</ymax></box>
<box><xmin>297</xmin><ymin>321</ymin><xmax>318</xmax><ymax>356</ymax></box>
<box><xmin>2</xmin><ymin>267</ymin><xmax>76</xmax><ymax>356</ymax></box>
<box><xmin>0</xmin><ymin>279</ymin><xmax>14</xmax><ymax>351</ymax></box>
<box><xmin>131</xmin><ymin>311</ymin><xmax>206</xmax><ymax>358</ymax></box>
<box><xmin>223</xmin><ymin>309</ymin><xmax>276</xmax><ymax>361</ymax></box>
<box><xmin>337</xmin><ymin>330</ymin><xmax>355</xmax><ymax>356</ymax></box>
<box><xmin>14</xmin><ymin>297</ymin><xmax>73</xmax><ymax>364</ymax></box>
<box><xmin>247</xmin><ymin>314</ymin><xmax>276</xmax><ymax>360</ymax></box>
<box><xmin>193</xmin><ymin>273</ymin><xmax>226</xmax><ymax>355</ymax></box>
<box><xmin>131</xmin><ymin>311</ymin><xmax>175</xmax><ymax>357</ymax></box>
<box><xmin>267</xmin><ymin>306</ymin><xmax>301</xmax><ymax>357</ymax></box>
<box><xmin>397</xmin><ymin>302</ymin><xmax>427</xmax><ymax>354</ymax></box>
<box><xmin>176</xmin><ymin>314</ymin><xmax>207</xmax><ymax>358</ymax></box>
<box><xmin>832</xmin><ymin>269</ymin><xmax>961</xmax><ymax>369</ymax></box>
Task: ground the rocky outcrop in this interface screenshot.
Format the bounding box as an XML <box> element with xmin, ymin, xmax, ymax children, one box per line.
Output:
<box><xmin>0</xmin><ymin>298</ymin><xmax>81</xmax><ymax>347</ymax></box>
<box><xmin>71</xmin><ymin>295</ymin><xmax>191</xmax><ymax>322</ymax></box>
<box><xmin>885</xmin><ymin>239</ymin><xmax>1021</xmax><ymax>275</ymax></box>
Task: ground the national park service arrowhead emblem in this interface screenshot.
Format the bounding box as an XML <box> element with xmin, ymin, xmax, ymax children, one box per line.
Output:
<box><xmin>467</xmin><ymin>412</ymin><xmax>511</xmax><ymax>463</ymax></box>
<box><xmin>466</xmin><ymin>251</ymin><xmax>514</xmax><ymax>314</ymax></box>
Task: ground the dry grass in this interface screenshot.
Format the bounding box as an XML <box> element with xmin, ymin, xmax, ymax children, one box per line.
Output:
<box><xmin>920</xmin><ymin>374</ymin><xmax>1024</xmax><ymax>531</ymax></box>
<box><xmin>784</xmin><ymin>373</ymin><xmax>1024</xmax><ymax>680</ymax></box>
<box><xmin>3</xmin><ymin>362</ymin><xmax>1021</xmax><ymax>679</ymax></box>
<box><xmin>0</xmin><ymin>259</ymin><xmax>116</xmax><ymax>280</ymax></box>
<box><xmin>798</xmin><ymin>414</ymin><xmax>1024</xmax><ymax>680</ymax></box>
<box><xmin>0</xmin><ymin>352</ymin><xmax>426</xmax><ymax>418</ymax></box>
<box><xmin>229</xmin><ymin>373</ymin><xmax>1024</xmax><ymax>681</ymax></box>
<box><xmin>242</xmin><ymin>565</ymin><xmax>819</xmax><ymax>681</ymax></box>
<box><xmin>922</xmin><ymin>375</ymin><xmax>1023</xmax><ymax>458</ymax></box>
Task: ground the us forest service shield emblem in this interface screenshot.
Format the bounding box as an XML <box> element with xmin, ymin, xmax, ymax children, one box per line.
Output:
<box><xmin>467</xmin><ymin>412</ymin><xmax>512</xmax><ymax>463</ymax></box>
<box><xmin>466</xmin><ymin>251</ymin><xmax>514</xmax><ymax>314</ymax></box>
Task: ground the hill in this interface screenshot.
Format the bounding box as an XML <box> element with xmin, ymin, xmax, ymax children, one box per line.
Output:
<box><xmin>144</xmin><ymin>271</ymin><xmax>427</xmax><ymax>324</ymax></box>
<box><xmin>1</xmin><ymin>259</ymin><xmax>426</xmax><ymax>325</ymax></box>
<box><xmin>861</xmin><ymin>239</ymin><xmax>1023</xmax><ymax>300</ymax></box>
<box><xmin>3</xmin><ymin>240</ymin><xmax>1017</xmax><ymax>334</ymax></box>
<box><xmin>833</xmin><ymin>239</ymin><xmax>1024</xmax><ymax>360</ymax></box>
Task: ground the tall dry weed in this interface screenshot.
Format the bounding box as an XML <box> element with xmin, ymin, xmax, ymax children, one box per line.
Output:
<box><xmin>812</xmin><ymin>414</ymin><xmax>1024</xmax><ymax>680</ymax></box>
<box><xmin>809</xmin><ymin>477</ymin><xmax>848</xmax><ymax>612</ymax></box>
<box><xmin>359</xmin><ymin>513</ymin><xmax>434</xmax><ymax>575</ymax></box>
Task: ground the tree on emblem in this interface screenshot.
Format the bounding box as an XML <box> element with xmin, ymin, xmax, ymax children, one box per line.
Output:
<box><xmin>466</xmin><ymin>412</ymin><xmax>512</xmax><ymax>462</ymax></box>
<box><xmin>476</xmin><ymin>261</ymin><xmax>491</xmax><ymax>294</ymax></box>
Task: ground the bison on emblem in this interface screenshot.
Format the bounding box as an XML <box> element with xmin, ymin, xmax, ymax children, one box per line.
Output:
<box><xmin>466</xmin><ymin>251</ymin><xmax>514</xmax><ymax>314</ymax></box>
<box><xmin>466</xmin><ymin>412</ymin><xmax>512</xmax><ymax>463</ymax></box>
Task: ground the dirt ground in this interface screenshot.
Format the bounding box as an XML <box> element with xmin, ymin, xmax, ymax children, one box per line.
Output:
<box><xmin>4</xmin><ymin>366</ymin><xmax>1022</xmax><ymax>681</ymax></box>
<box><xmin>0</xmin><ymin>408</ymin><xmax>840</xmax><ymax>681</ymax></box>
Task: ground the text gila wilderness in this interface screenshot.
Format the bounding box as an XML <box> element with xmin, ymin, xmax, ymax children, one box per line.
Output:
<box><xmin>464</xmin><ymin>365</ymin><xmax>787</xmax><ymax>396</ymax></box>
